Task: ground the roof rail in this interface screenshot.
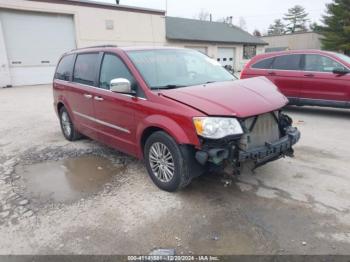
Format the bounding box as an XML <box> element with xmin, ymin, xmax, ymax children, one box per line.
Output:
<box><xmin>71</xmin><ymin>45</ymin><xmax>118</xmax><ymax>51</ymax></box>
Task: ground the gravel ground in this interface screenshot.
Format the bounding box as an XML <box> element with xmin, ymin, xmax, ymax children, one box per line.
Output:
<box><xmin>0</xmin><ymin>84</ymin><xmax>350</xmax><ymax>255</ymax></box>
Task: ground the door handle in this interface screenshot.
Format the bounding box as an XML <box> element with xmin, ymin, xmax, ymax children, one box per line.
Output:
<box><xmin>268</xmin><ymin>71</ymin><xmax>276</xmax><ymax>76</ymax></box>
<box><xmin>94</xmin><ymin>96</ymin><xmax>104</xmax><ymax>101</ymax></box>
<box><xmin>83</xmin><ymin>94</ymin><xmax>92</xmax><ymax>99</ymax></box>
<box><xmin>304</xmin><ymin>73</ymin><xmax>314</xmax><ymax>77</ymax></box>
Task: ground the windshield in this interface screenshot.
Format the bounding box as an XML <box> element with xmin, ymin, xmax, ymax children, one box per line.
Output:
<box><xmin>334</xmin><ymin>53</ymin><xmax>350</xmax><ymax>65</ymax></box>
<box><xmin>127</xmin><ymin>49</ymin><xmax>236</xmax><ymax>89</ymax></box>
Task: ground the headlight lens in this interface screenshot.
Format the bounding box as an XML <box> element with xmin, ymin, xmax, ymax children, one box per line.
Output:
<box><xmin>193</xmin><ymin>117</ymin><xmax>243</xmax><ymax>139</ymax></box>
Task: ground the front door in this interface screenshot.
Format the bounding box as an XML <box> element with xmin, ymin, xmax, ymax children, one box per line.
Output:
<box><xmin>92</xmin><ymin>53</ymin><xmax>139</xmax><ymax>156</ymax></box>
<box><xmin>301</xmin><ymin>54</ymin><xmax>350</xmax><ymax>102</ymax></box>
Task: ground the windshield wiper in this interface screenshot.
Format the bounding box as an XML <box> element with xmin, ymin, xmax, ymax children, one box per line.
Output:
<box><xmin>151</xmin><ymin>84</ymin><xmax>185</xmax><ymax>90</ymax></box>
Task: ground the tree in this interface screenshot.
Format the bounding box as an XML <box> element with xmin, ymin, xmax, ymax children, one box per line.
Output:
<box><xmin>267</xmin><ymin>19</ymin><xmax>286</xmax><ymax>35</ymax></box>
<box><xmin>253</xmin><ymin>29</ymin><xmax>262</xmax><ymax>37</ymax></box>
<box><xmin>116</xmin><ymin>0</ymin><xmax>120</xmax><ymax>4</ymax></box>
<box><xmin>194</xmin><ymin>9</ymin><xmax>211</xmax><ymax>21</ymax></box>
<box><xmin>309</xmin><ymin>22</ymin><xmax>321</xmax><ymax>33</ymax></box>
<box><xmin>238</xmin><ymin>17</ymin><xmax>247</xmax><ymax>31</ymax></box>
<box><xmin>318</xmin><ymin>0</ymin><xmax>350</xmax><ymax>54</ymax></box>
<box><xmin>283</xmin><ymin>5</ymin><xmax>309</xmax><ymax>33</ymax></box>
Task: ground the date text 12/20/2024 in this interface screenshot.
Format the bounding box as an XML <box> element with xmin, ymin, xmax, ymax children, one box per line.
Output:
<box><xmin>127</xmin><ymin>255</ymin><xmax>220</xmax><ymax>261</ymax></box>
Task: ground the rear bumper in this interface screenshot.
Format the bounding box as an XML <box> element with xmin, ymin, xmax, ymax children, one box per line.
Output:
<box><xmin>238</xmin><ymin>127</ymin><xmax>300</xmax><ymax>162</ymax></box>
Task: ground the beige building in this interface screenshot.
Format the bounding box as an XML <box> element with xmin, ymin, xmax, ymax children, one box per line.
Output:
<box><xmin>0</xmin><ymin>0</ymin><xmax>265</xmax><ymax>87</ymax></box>
<box><xmin>261</xmin><ymin>32</ymin><xmax>322</xmax><ymax>53</ymax></box>
<box><xmin>0</xmin><ymin>0</ymin><xmax>166</xmax><ymax>86</ymax></box>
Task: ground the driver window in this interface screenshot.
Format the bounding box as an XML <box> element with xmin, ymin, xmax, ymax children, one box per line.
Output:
<box><xmin>99</xmin><ymin>54</ymin><xmax>136</xmax><ymax>90</ymax></box>
<box><xmin>304</xmin><ymin>54</ymin><xmax>345</xmax><ymax>73</ymax></box>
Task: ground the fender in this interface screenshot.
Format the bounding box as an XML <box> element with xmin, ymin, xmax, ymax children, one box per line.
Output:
<box><xmin>136</xmin><ymin>114</ymin><xmax>200</xmax><ymax>159</ymax></box>
<box><xmin>55</xmin><ymin>95</ymin><xmax>75</xmax><ymax>122</ymax></box>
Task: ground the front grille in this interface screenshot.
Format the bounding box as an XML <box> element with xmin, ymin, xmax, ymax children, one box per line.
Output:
<box><xmin>239</xmin><ymin>112</ymin><xmax>280</xmax><ymax>151</ymax></box>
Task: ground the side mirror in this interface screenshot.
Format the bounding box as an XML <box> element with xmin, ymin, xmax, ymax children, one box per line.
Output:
<box><xmin>110</xmin><ymin>78</ymin><xmax>133</xmax><ymax>94</ymax></box>
<box><xmin>333</xmin><ymin>68</ymin><xmax>349</xmax><ymax>75</ymax></box>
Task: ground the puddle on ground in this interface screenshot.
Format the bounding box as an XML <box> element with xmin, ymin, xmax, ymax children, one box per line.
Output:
<box><xmin>15</xmin><ymin>156</ymin><xmax>122</xmax><ymax>203</ymax></box>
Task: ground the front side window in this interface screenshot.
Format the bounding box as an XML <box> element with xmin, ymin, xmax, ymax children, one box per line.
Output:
<box><xmin>73</xmin><ymin>53</ymin><xmax>99</xmax><ymax>86</ymax></box>
<box><xmin>272</xmin><ymin>55</ymin><xmax>302</xmax><ymax>71</ymax></box>
<box><xmin>333</xmin><ymin>53</ymin><xmax>350</xmax><ymax>64</ymax></box>
<box><xmin>243</xmin><ymin>45</ymin><xmax>257</xmax><ymax>60</ymax></box>
<box><xmin>55</xmin><ymin>55</ymin><xmax>75</xmax><ymax>81</ymax></box>
<box><xmin>251</xmin><ymin>57</ymin><xmax>274</xmax><ymax>69</ymax></box>
<box><xmin>127</xmin><ymin>49</ymin><xmax>235</xmax><ymax>89</ymax></box>
<box><xmin>304</xmin><ymin>54</ymin><xmax>346</xmax><ymax>72</ymax></box>
<box><xmin>99</xmin><ymin>54</ymin><xmax>136</xmax><ymax>90</ymax></box>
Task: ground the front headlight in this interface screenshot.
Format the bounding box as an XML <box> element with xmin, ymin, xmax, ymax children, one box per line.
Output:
<box><xmin>193</xmin><ymin>117</ymin><xmax>244</xmax><ymax>139</ymax></box>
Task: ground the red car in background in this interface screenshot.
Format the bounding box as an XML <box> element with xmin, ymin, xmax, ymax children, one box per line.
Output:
<box><xmin>241</xmin><ymin>50</ymin><xmax>350</xmax><ymax>108</ymax></box>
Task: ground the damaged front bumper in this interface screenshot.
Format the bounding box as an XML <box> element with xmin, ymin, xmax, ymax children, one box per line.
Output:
<box><xmin>195</xmin><ymin>126</ymin><xmax>301</xmax><ymax>170</ymax></box>
<box><xmin>238</xmin><ymin>126</ymin><xmax>300</xmax><ymax>163</ymax></box>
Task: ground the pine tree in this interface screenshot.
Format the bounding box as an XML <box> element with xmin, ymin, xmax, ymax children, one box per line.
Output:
<box><xmin>267</xmin><ymin>19</ymin><xmax>286</xmax><ymax>36</ymax></box>
<box><xmin>283</xmin><ymin>5</ymin><xmax>309</xmax><ymax>33</ymax></box>
<box><xmin>310</xmin><ymin>22</ymin><xmax>321</xmax><ymax>33</ymax></box>
<box><xmin>318</xmin><ymin>0</ymin><xmax>350</xmax><ymax>54</ymax></box>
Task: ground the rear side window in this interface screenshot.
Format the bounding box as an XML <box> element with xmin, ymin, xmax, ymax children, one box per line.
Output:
<box><xmin>251</xmin><ymin>57</ymin><xmax>274</xmax><ymax>69</ymax></box>
<box><xmin>55</xmin><ymin>55</ymin><xmax>75</xmax><ymax>81</ymax></box>
<box><xmin>73</xmin><ymin>53</ymin><xmax>99</xmax><ymax>86</ymax></box>
<box><xmin>272</xmin><ymin>55</ymin><xmax>302</xmax><ymax>70</ymax></box>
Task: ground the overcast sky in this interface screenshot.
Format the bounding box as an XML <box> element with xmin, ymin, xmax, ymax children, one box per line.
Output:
<box><xmin>93</xmin><ymin>0</ymin><xmax>332</xmax><ymax>33</ymax></box>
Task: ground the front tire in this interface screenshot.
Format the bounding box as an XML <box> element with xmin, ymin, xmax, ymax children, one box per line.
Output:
<box><xmin>59</xmin><ymin>107</ymin><xmax>82</xmax><ymax>141</ymax></box>
<box><xmin>144</xmin><ymin>131</ymin><xmax>192</xmax><ymax>192</ymax></box>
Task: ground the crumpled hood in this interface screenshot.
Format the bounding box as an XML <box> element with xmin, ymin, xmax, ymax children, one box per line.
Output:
<box><xmin>160</xmin><ymin>77</ymin><xmax>288</xmax><ymax>118</ymax></box>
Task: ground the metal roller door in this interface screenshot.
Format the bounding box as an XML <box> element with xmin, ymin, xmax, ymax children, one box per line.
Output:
<box><xmin>0</xmin><ymin>10</ymin><xmax>76</xmax><ymax>86</ymax></box>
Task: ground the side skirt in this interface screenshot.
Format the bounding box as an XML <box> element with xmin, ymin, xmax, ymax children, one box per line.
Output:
<box><xmin>288</xmin><ymin>97</ymin><xmax>350</xmax><ymax>109</ymax></box>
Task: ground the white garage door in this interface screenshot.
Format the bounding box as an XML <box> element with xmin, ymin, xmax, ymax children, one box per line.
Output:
<box><xmin>217</xmin><ymin>47</ymin><xmax>235</xmax><ymax>68</ymax></box>
<box><xmin>0</xmin><ymin>10</ymin><xmax>76</xmax><ymax>86</ymax></box>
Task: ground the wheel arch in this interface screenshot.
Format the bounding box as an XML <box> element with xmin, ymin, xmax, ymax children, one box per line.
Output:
<box><xmin>137</xmin><ymin>115</ymin><xmax>200</xmax><ymax>159</ymax></box>
<box><xmin>55</xmin><ymin>97</ymin><xmax>74</xmax><ymax>120</ymax></box>
<box><xmin>57</xmin><ymin>101</ymin><xmax>65</xmax><ymax>113</ymax></box>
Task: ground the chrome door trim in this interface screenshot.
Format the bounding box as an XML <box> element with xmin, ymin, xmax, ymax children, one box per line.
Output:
<box><xmin>94</xmin><ymin>96</ymin><xmax>104</xmax><ymax>101</ymax></box>
<box><xmin>73</xmin><ymin>111</ymin><xmax>131</xmax><ymax>134</ymax></box>
<box><xmin>55</xmin><ymin>79</ymin><xmax>147</xmax><ymax>100</ymax></box>
<box><xmin>83</xmin><ymin>94</ymin><xmax>93</xmax><ymax>99</ymax></box>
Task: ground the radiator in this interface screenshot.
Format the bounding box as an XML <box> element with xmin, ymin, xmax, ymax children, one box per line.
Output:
<box><xmin>239</xmin><ymin>112</ymin><xmax>280</xmax><ymax>151</ymax></box>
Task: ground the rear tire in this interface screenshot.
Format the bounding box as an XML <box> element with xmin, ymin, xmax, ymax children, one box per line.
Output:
<box><xmin>59</xmin><ymin>107</ymin><xmax>82</xmax><ymax>141</ymax></box>
<box><xmin>144</xmin><ymin>131</ymin><xmax>193</xmax><ymax>192</ymax></box>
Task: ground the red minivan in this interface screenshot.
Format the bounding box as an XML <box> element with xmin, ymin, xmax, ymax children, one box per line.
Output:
<box><xmin>53</xmin><ymin>46</ymin><xmax>300</xmax><ymax>192</ymax></box>
<box><xmin>241</xmin><ymin>50</ymin><xmax>350</xmax><ymax>108</ymax></box>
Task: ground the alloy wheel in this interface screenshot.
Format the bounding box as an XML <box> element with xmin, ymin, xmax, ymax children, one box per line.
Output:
<box><xmin>149</xmin><ymin>142</ymin><xmax>175</xmax><ymax>182</ymax></box>
<box><xmin>61</xmin><ymin>111</ymin><xmax>72</xmax><ymax>137</ymax></box>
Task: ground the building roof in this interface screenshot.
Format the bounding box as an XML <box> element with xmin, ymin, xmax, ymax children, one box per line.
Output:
<box><xmin>166</xmin><ymin>17</ymin><xmax>267</xmax><ymax>45</ymax></box>
<box><xmin>261</xmin><ymin>31</ymin><xmax>321</xmax><ymax>38</ymax></box>
<box><xmin>29</xmin><ymin>0</ymin><xmax>165</xmax><ymax>15</ymax></box>
<box><xmin>265</xmin><ymin>47</ymin><xmax>288</xmax><ymax>53</ymax></box>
